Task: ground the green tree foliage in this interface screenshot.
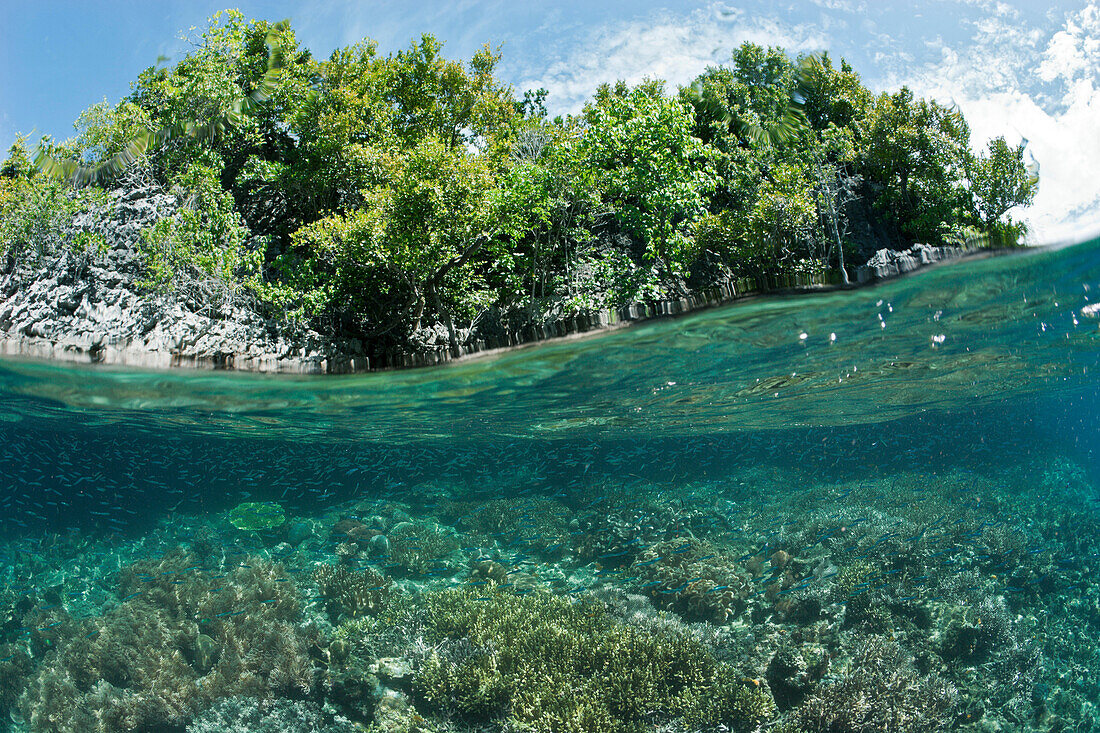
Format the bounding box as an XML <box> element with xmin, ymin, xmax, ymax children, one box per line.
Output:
<box><xmin>0</xmin><ymin>176</ymin><xmax>107</xmax><ymax>262</ymax></box>
<box><xmin>681</xmin><ymin>46</ymin><xmax>828</xmax><ymax>278</ymax></box>
<box><xmin>969</xmin><ymin>136</ymin><xmax>1037</xmax><ymax>244</ymax></box>
<box><xmin>139</xmin><ymin>153</ymin><xmax>257</xmax><ymax>305</ymax></box>
<box><xmin>794</xmin><ymin>53</ymin><xmax>873</xmax><ymax>133</ymax></box>
<box><xmin>581</xmin><ymin>81</ymin><xmax>715</xmax><ymax>267</ymax></box>
<box><xmin>35</xmin><ymin>11</ymin><xmax>298</xmax><ymax>188</ymax></box>
<box><xmin>282</xmin><ymin>139</ymin><xmax>502</xmax><ymax>349</ymax></box>
<box><xmin>386</xmin><ymin>36</ymin><xmax>517</xmax><ymax>155</ymax></box>
<box><xmin>1</xmin><ymin>139</ymin><xmax>107</xmax><ymax>261</ymax></box>
<box><xmin>285</xmin><ymin>39</ymin><xmax>398</xmax><ymax>219</ymax></box>
<box><xmin>69</xmin><ymin>100</ymin><xmax>155</xmax><ymax>164</ymax></box>
<box><xmin>8</xmin><ymin>12</ymin><xmax>1039</xmax><ymax>355</ymax></box>
<box><xmin>493</xmin><ymin>122</ymin><xmax>605</xmax><ymax>309</ymax></box>
<box><xmin>860</xmin><ymin>88</ymin><xmax>973</xmax><ymax>244</ymax></box>
<box><xmin>1</xmin><ymin>137</ymin><xmax>36</xmax><ymax>180</ymax></box>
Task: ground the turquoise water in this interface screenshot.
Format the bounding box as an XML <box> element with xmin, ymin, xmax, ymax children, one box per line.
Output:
<box><xmin>1</xmin><ymin>239</ymin><xmax>1099</xmax><ymax>731</ymax></box>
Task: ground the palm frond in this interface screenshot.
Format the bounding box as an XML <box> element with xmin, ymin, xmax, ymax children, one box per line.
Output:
<box><xmin>792</xmin><ymin>52</ymin><xmax>828</xmax><ymax>106</ymax></box>
<box><xmin>35</xmin><ymin>19</ymin><xmax>291</xmax><ymax>187</ymax></box>
<box><xmin>32</xmin><ymin>127</ymin><xmax>157</xmax><ymax>187</ymax></box>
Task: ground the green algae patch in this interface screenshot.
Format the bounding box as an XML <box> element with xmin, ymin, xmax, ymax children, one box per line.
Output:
<box><xmin>227</xmin><ymin>501</ymin><xmax>286</xmax><ymax>531</ymax></box>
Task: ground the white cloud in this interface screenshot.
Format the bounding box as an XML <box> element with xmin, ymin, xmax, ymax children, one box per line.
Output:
<box><xmin>520</xmin><ymin>3</ymin><xmax>829</xmax><ymax>116</ymax></box>
<box><xmin>958</xmin><ymin>88</ymin><xmax>1100</xmax><ymax>243</ymax></box>
<box><xmin>1038</xmin><ymin>3</ymin><xmax>1100</xmax><ymax>83</ymax></box>
<box><xmin>808</xmin><ymin>0</ymin><xmax>865</xmax><ymax>11</ymax></box>
<box><xmin>900</xmin><ymin>3</ymin><xmax>1100</xmax><ymax>244</ymax></box>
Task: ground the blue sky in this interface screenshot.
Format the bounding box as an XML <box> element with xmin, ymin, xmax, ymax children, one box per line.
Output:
<box><xmin>2</xmin><ymin>1</ymin><xmax>1098</xmax><ymax>243</ymax></box>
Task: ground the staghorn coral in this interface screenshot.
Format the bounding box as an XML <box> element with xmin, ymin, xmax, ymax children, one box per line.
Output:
<box><xmin>187</xmin><ymin>524</ymin><xmax>224</xmax><ymax>562</ymax></box>
<box><xmin>681</xmin><ymin>676</ymin><xmax>778</xmax><ymax>732</ymax></box>
<box><xmin>314</xmin><ymin>563</ymin><xmax>390</xmax><ymax>620</ymax></box>
<box><xmin>766</xmin><ymin>642</ymin><xmax>830</xmax><ymax>711</ymax></box>
<box><xmin>186</xmin><ymin>695</ymin><xmax>359</xmax><ymax>733</ymax></box>
<box><xmin>367</xmin><ymin>688</ymin><xmax>450</xmax><ymax>733</ymax></box>
<box><xmin>329</xmin><ymin>594</ymin><xmax>436</xmax><ymax>667</ymax></box>
<box><xmin>334</xmin><ymin>541</ymin><xmax>360</xmax><ymax>564</ymax></box>
<box><xmin>467</xmin><ymin>558</ymin><xmax>509</xmax><ymax>585</ymax></box>
<box><xmin>19</xmin><ymin>601</ymin><xmax>78</xmax><ymax>660</ymax></box>
<box><xmin>452</xmin><ymin>497</ymin><xmax>571</xmax><ymax>549</ymax></box>
<box><xmin>330</xmin><ymin>517</ymin><xmax>382</xmax><ymax>553</ymax></box>
<box><xmin>0</xmin><ymin>584</ymin><xmax>34</xmax><ymax>645</ymax></box>
<box><xmin>631</xmin><ymin>538</ymin><xmax>750</xmax><ymax>623</ymax></box>
<box><xmin>937</xmin><ymin>593</ymin><xmax>1040</xmax><ymax>726</ymax></box>
<box><xmin>0</xmin><ymin>645</ymin><xmax>33</xmax><ymax>721</ymax></box>
<box><xmin>570</xmin><ymin>500</ymin><xmax>714</xmax><ymax>569</ymax></box>
<box><xmin>782</xmin><ymin>633</ymin><xmax>957</xmax><ymax>732</ymax></box>
<box><xmin>17</xmin><ymin>548</ymin><xmax>324</xmax><ymax>732</ymax></box>
<box><xmin>349</xmin><ymin>587</ymin><xmax>780</xmax><ymax>733</ymax></box>
<box><xmin>464</xmin><ymin>557</ymin><xmax>543</xmax><ymax>596</ymax></box>
<box><xmin>386</xmin><ymin>520</ymin><xmax>461</xmax><ymax>577</ymax></box>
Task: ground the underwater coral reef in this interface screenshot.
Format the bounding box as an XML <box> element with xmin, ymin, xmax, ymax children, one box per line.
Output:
<box><xmin>0</xmin><ymin>455</ymin><xmax>1097</xmax><ymax>732</ymax></box>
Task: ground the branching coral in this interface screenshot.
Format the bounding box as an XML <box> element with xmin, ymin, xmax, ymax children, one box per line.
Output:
<box><xmin>386</xmin><ymin>520</ymin><xmax>461</xmax><ymax>576</ymax></box>
<box><xmin>356</xmin><ymin>587</ymin><xmax>780</xmax><ymax>732</ymax></box>
<box><xmin>186</xmin><ymin>695</ymin><xmax>359</xmax><ymax>733</ymax></box>
<box><xmin>571</xmin><ymin>502</ymin><xmax>710</xmax><ymax>568</ymax></box>
<box><xmin>0</xmin><ymin>645</ymin><xmax>33</xmax><ymax>720</ymax></box>
<box><xmin>314</xmin><ymin>563</ymin><xmax>390</xmax><ymax>620</ymax></box>
<box><xmin>17</xmin><ymin>548</ymin><xmax>324</xmax><ymax>732</ymax></box>
<box><xmin>452</xmin><ymin>497</ymin><xmax>571</xmax><ymax>549</ymax></box>
<box><xmin>784</xmin><ymin>633</ymin><xmax>957</xmax><ymax>732</ymax></box>
<box><xmin>631</xmin><ymin>538</ymin><xmax>750</xmax><ymax>623</ymax></box>
<box><xmin>766</xmin><ymin>642</ymin><xmax>830</xmax><ymax>711</ymax></box>
<box><xmin>938</xmin><ymin>594</ymin><xmax>1040</xmax><ymax>723</ymax></box>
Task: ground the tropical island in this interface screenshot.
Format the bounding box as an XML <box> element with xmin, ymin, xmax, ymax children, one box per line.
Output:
<box><xmin>0</xmin><ymin>10</ymin><xmax>1038</xmax><ymax>372</ymax></box>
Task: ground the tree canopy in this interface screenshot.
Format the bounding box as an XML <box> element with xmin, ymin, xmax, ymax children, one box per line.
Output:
<box><xmin>1</xmin><ymin>11</ymin><xmax>1038</xmax><ymax>358</ymax></box>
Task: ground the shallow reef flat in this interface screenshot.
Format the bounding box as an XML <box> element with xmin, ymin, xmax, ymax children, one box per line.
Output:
<box><xmin>1</xmin><ymin>450</ymin><xmax>1097</xmax><ymax>733</ymax></box>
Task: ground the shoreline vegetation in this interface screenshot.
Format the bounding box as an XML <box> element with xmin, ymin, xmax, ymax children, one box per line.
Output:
<box><xmin>0</xmin><ymin>11</ymin><xmax>1038</xmax><ymax>374</ymax></box>
<box><xmin>0</xmin><ymin>239</ymin><xmax>1006</xmax><ymax>374</ymax></box>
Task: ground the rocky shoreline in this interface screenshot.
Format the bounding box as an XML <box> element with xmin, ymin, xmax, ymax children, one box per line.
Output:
<box><xmin>0</xmin><ymin>185</ymin><xmax>992</xmax><ymax>375</ymax></box>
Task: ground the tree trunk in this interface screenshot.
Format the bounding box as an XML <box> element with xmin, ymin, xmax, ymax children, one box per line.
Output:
<box><xmin>426</xmin><ymin>280</ymin><xmax>460</xmax><ymax>356</ymax></box>
<box><xmin>835</xmin><ymin>221</ymin><xmax>848</xmax><ymax>285</ymax></box>
<box><xmin>412</xmin><ymin>287</ymin><xmax>425</xmax><ymax>332</ymax></box>
<box><xmin>816</xmin><ymin>160</ymin><xmax>850</xmax><ymax>285</ymax></box>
